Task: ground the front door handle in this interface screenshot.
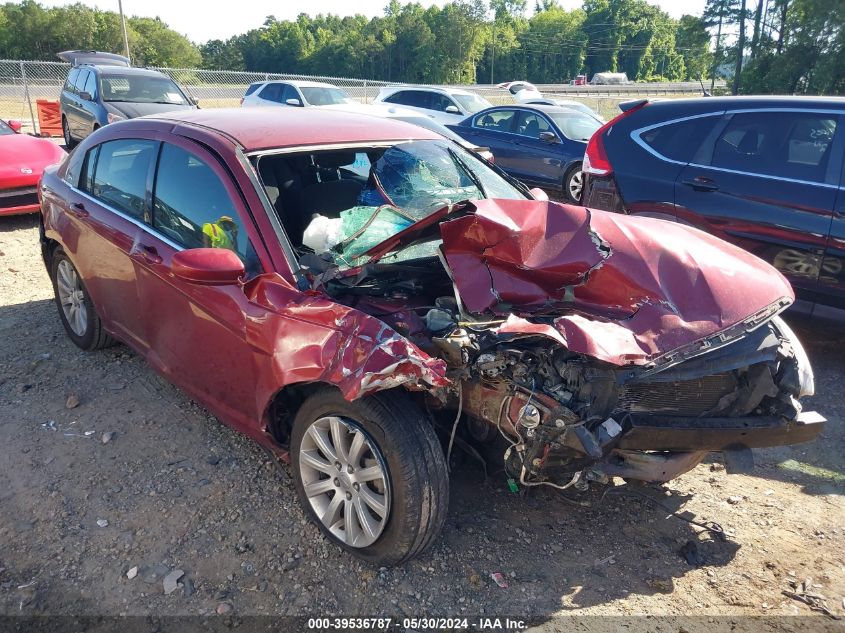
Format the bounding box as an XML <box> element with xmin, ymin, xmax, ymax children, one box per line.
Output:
<box><xmin>68</xmin><ymin>202</ymin><xmax>89</xmax><ymax>219</ymax></box>
<box><xmin>682</xmin><ymin>176</ymin><xmax>719</xmax><ymax>192</ymax></box>
<box><xmin>132</xmin><ymin>244</ymin><xmax>162</xmax><ymax>265</ymax></box>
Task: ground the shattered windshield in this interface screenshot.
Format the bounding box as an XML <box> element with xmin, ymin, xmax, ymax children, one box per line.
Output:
<box><xmin>257</xmin><ymin>139</ymin><xmax>524</xmax><ymax>269</ymax></box>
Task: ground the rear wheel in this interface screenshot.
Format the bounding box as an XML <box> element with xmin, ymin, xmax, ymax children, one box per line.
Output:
<box><xmin>50</xmin><ymin>248</ymin><xmax>114</xmax><ymax>350</ymax></box>
<box><xmin>563</xmin><ymin>163</ymin><xmax>584</xmax><ymax>204</ymax></box>
<box><xmin>61</xmin><ymin>116</ymin><xmax>76</xmax><ymax>150</ymax></box>
<box><xmin>291</xmin><ymin>388</ymin><xmax>449</xmax><ymax>565</ymax></box>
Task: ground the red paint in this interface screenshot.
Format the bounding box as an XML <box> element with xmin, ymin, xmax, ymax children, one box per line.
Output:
<box><xmin>1</xmin><ymin>133</ymin><xmax>65</xmax><ymax>215</ymax></box>
<box><xmin>439</xmin><ymin>199</ymin><xmax>794</xmax><ymax>366</ymax></box>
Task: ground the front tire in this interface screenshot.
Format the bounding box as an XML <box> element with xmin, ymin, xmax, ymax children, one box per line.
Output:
<box><xmin>50</xmin><ymin>248</ymin><xmax>114</xmax><ymax>350</ymax></box>
<box><xmin>563</xmin><ymin>162</ymin><xmax>584</xmax><ymax>204</ymax></box>
<box><xmin>291</xmin><ymin>388</ymin><xmax>449</xmax><ymax>566</ymax></box>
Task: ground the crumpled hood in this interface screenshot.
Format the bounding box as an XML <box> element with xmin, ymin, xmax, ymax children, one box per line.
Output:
<box><xmin>439</xmin><ymin>199</ymin><xmax>794</xmax><ymax>366</ymax></box>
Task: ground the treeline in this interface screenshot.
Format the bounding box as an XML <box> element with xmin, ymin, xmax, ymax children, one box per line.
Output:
<box><xmin>705</xmin><ymin>0</ymin><xmax>844</xmax><ymax>95</ymax></box>
<box><xmin>0</xmin><ymin>0</ymin><xmax>842</xmax><ymax>94</ymax></box>
<box><xmin>201</xmin><ymin>0</ymin><xmax>710</xmax><ymax>84</ymax></box>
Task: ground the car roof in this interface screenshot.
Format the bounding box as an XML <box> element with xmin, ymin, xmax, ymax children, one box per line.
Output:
<box><xmin>145</xmin><ymin>107</ymin><xmax>442</xmax><ymax>152</ymax></box>
<box><xmin>261</xmin><ymin>79</ymin><xmax>339</xmax><ymax>89</ymax></box>
<box><xmin>642</xmin><ymin>95</ymin><xmax>845</xmax><ymax>111</ymax></box>
<box><xmin>381</xmin><ymin>85</ymin><xmax>477</xmax><ymax>97</ymax></box>
<box><xmin>484</xmin><ymin>103</ymin><xmax>588</xmax><ymax>116</ymax></box>
<box><xmin>97</xmin><ymin>66</ymin><xmax>175</xmax><ymax>78</ymax></box>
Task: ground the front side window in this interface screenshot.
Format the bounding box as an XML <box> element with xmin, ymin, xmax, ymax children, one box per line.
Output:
<box><xmin>90</xmin><ymin>140</ymin><xmax>155</xmax><ymax>219</ymax></box>
<box><xmin>0</xmin><ymin>120</ymin><xmax>13</xmax><ymax>136</ymax></box>
<box><xmin>281</xmin><ymin>84</ymin><xmax>300</xmax><ymax>104</ymax></box>
<box><xmin>74</xmin><ymin>69</ymin><xmax>90</xmax><ymax>93</ymax></box>
<box><xmin>547</xmin><ymin>111</ymin><xmax>602</xmax><ymax>142</ymax></box>
<box><xmin>259</xmin><ymin>83</ymin><xmax>283</xmax><ymax>103</ymax></box>
<box><xmin>473</xmin><ymin>109</ymin><xmax>516</xmax><ymax>133</ymax></box>
<box><xmin>640</xmin><ymin>115</ymin><xmax>720</xmax><ymax>162</ymax></box>
<box><xmin>711</xmin><ymin>111</ymin><xmax>838</xmax><ymax>183</ymax></box>
<box><xmin>79</xmin><ymin>145</ymin><xmax>99</xmax><ymax>192</ymax></box>
<box><xmin>83</xmin><ymin>71</ymin><xmax>97</xmax><ymax>98</ymax></box>
<box><xmin>100</xmin><ymin>74</ymin><xmax>189</xmax><ymax>105</ymax></box>
<box><xmin>515</xmin><ymin>112</ymin><xmax>552</xmax><ymax>138</ymax></box>
<box><xmin>430</xmin><ymin>93</ymin><xmax>458</xmax><ymax>113</ymax></box>
<box><xmin>153</xmin><ymin>143</ymin><xmax>259</xmax><ymax>272</ymax></box>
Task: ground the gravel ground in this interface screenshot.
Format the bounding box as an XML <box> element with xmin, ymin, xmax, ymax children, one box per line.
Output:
<box><xmin>0</xmin><ymin>213</ymin><xmax>843</xmax><ymax>629</ymax></box>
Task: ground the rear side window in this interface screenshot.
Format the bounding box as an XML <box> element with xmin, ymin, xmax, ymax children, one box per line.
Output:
<box><xmin>712</xmin><ymin>111</ymin><xmax>838</xmax><ymax>183</ymax></box>
<box><xmin>640</xmin><ymin>115</ymin><xmax>720</xmax><ymax>162</ymax></box>
<box><xmin>65</xmin><ymin>68</ymin><xmax>80</xmax><ymax>93</ymax></box>
<box><xmin>90</xmin><ymin>139</ymin><xmax>156</xmax><ymax>219</ymax></box>
<box><xmin>385</xmin><ymin>90</ymin><xmax>429</xmax><ymax>108</ymax></box>
<box><xmin>259</xmin><ymin>83</ymin><xmax>283</xmax><ymax>103</ymax></box>
<box><xmin>244</xmin><ymin>83</ymin><xmax>261</xmax><ymax>97</ymax></box>
<box><xmin>153</xmin><ymin>143</ymin><xmax>260</xmax><ymax>272</ymax></box>
<box><xmin>473</xmin><ymin>109</ymin><xmax>516</xmax><ymax>132</ymax></box>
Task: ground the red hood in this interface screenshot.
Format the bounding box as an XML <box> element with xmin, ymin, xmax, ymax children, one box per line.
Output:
<box><xmin>0</xmin><ymin>135</ymin><xmax>66</xmax><ymax>187</ymax></box>
<box><xmin>438</xmin><ymin>199</ymin><xmax>794</xmax><ymax>366</ymax></box>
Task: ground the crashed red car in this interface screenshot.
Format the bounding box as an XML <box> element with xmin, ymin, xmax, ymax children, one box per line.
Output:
<box><xmin>39</xmin><ymin>108</ymin><xmax>823</xmax><ymax>565</ymax></box>
<box><xmin>1</xmin><ymin>118</ymin><xmax>65</xmax><ymax>215</ymax></box>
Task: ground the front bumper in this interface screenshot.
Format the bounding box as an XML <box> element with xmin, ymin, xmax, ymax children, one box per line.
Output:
<box><xmin>616</xmin><ymin>410</ymin><xmax>826</xmax><ymax>452</ymax></box>
<box><xmin>0</xmin><ymin>185</ymin><xmax>39</xmax><ymax>216</ymax></box>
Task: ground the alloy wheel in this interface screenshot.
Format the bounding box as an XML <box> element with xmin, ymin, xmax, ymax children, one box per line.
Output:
<box><xmin>298</xmin><ymin>416</ymin><xmax>390</xmax><ymax>548</ymax></box>
<box><xmin>56</xmin><ymin>259</ymin><xmax>88</xmax><ymax>336</ymax></box>
<box><xmin>568</xmin><ymin>169</ymin><xmax>583</xmax><ymax>202</ymax></box>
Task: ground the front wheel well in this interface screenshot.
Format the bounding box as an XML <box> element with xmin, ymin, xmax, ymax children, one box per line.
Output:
<box><xmin>266</xmin><ymin>382</ymin><xmax>329</xmax><ymax>446</ymax></box>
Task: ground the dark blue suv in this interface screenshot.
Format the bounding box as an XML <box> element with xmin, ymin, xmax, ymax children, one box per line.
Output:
<box><xmin>582</xmin><ymin>96</ymin><xmax>845</xmax><ymax>320</ymax></box>
<box><xmin>58</xmin><ymin>50</ymin><xmax>197</xmax><ymax>149</ymax></box>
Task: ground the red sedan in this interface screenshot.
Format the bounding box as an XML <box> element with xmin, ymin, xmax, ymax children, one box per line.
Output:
<box><xmin>39</xmin><ymin>108</ymin><xmax>822</xmax><ymax>565</ymax></box>
<box><xmin>1</xmin><ymin>119</ymin><xmax>65</xmax><ymax>216</ymax></box>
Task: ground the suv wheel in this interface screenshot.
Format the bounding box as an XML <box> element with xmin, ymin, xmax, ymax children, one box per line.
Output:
<box><xmin>291</xmin><ymin>388</ymin><xmax>448</xmax><ymax>565</ymax></box>
<box><xmin>563</xmin><ymin>163</ymin><xmax>584</xmax><ymax>204</ymax></box>
<box><xmin>61</xmin><ymin>117</ymin><xmax>76</xmax><ymax>150</ymax></box>
<box><xmin>50</xmin><ymin>248</ymin><xmax>114</xmax><ymax>350</ymax></box>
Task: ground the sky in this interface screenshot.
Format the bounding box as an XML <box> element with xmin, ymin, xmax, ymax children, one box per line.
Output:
<box><xmin>38</xmin><ymin>0</ymin><xmax>708</xmax><ymax>43</ymax></box>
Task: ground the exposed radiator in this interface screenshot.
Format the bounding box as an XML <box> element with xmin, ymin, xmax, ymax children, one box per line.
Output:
<box><xmin>615</xmin><ymin>372</ymin><xmax>738</xmax><ymax>417</ymax></box>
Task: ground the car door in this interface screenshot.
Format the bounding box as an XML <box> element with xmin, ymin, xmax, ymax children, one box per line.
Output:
<box><xmin>80</xmin><ymin>69</ymin><xmax>100</xmax><ymax>136</ymax></box>
<box><xmin>67</xmin><ymin>69</ymin><xmax>89</xmax><ymax>137</ymax></box>
<box><xmin>511</xmin><ymin>110</ymin><xmax>566</xmax><ymax>187</ymax></box>
<box><xmin>815</xmin><ymin>125</ymin><xmax>845</xmax><ymax>314</ymax></box>
<box><xmin>257</xmin><ymin>83</ymin><xmax>283</xmax><ymax>107</ymax></box>
<box><xmin>61</xmin><ymin>68</ymin><xmax>80</xmax><ymax>132</ymax></box>
<box><xmin>675</xmin><ymin>109</ymin><xmax>840</xmax><ymax>301</ymax></box>
<box><xmin>458</xmin><ymin>109</ymin><xmax>522</xmax><ymax>175</ymax></box>
<box><xmin>132</xmin><ymin>138</ymin><xmax>265</xmax><ymax>424</ymax></box>
<box><xmin>428</xmin><ymin>93</ymin><xmax>464</xmax><ymax>124</ymax></box>
<box><xmin>68</xmin><ymin>138</ymin><xmax>156</xmax><ymax>351</ymax></box>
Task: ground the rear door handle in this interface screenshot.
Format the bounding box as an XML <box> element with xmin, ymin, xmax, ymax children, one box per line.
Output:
<box><xmin>68</xmin><ymin>202</ymin><xmax>89</xmax><ymax>218</ymax></box>
<box><xmin>132</xmin><ymin>244</ymin><xmax>162</xmax><ymax>265</ymax></box>
<box><xmin>682</xmin><ymin>176</ymin><xmax>719</xmax><ymax>192</ymax></box>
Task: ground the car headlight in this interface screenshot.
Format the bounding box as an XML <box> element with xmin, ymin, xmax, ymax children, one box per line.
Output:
<box><xmin>107</xmin><ymin>112</ymin><xmax>126</xmax><ymax>124</ymax></box>
<box><xmin>772</xmin><ymin>316</ymin><xmax>814</xmax><ymax>397</ymax></box>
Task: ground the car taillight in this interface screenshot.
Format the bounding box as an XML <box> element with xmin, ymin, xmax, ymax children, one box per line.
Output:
<box><xmin>582</xmin><ymin>100</ymin><xmax>648</xmax><ymax>177</ymax></box>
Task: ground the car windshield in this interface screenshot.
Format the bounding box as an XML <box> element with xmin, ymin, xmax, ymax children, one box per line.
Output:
<box><xmin>548</xmin><ymin>112</ymin><xmax>602</xmax><ymax>141</ymax></box>
<box><xmin>452</xmin><ymin>93</ymin><xmax>492</xmax><ymax>114</ymax></box>
<box><xmin>258</xmin><ymin>139</ymin><xmax>524</xmax><ymax>269</ymax></box>
<box><xmin>301</xmin><ymin>87</ymin><xmax>355</xmax><ymax>106</ymax></box>
<box><xmin>0</xmin><ymin>120</ymin><xmax>13</xmax><ymax>136</ymax></box>
<box><xmin>101</xmin><ymin>74</ymin><xmax>189</xmax><ymax>105</ymax></box>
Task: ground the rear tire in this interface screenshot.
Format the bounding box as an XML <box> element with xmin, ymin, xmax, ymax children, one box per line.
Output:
<box><xmin>61</xmin><ymin>116</ymin><xmax>76</xmax><ymax>150</ymax></box>
<box><xmin>291</xmin><ymin>387</ymin><xmax>449</xmax><ymax>566</ymax></box>
<box><xmin>563</xmin><ymin>162</ymin><xmax>584</xmax><ymax>204</ymax></box>
<box><xmin>50</xmin><ymin>248</ymin><xmax>114</xmax><ymax>350</ymax></box>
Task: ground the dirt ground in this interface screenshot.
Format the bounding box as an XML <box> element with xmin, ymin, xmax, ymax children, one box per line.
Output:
<box><xmin>0</xmin><ymin>212</ymin><xmax>843</xmax><ymax>630</ymax></box>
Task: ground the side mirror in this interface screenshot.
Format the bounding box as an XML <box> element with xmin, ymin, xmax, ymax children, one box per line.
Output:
<box><xmin>78</xmin><ymin>91</ymin><xmax>93</xmax><ymax>101</ymax></box>
<box><xmin>445</xmin><ymin>105</ymin><xmax>460</xmax><ymax>114</ymax></box>
<box><xmin>285</xmin><ymin>98</ymin><xmax>303</xmax><ymax>107</ymax></box>
<box><xmin>171</xmin><ymin>248</ymin><xmax>244</xmax><ymax>285</ymax></box>
<box><xmin>539</xmin><ymin>131</ymin><xmax>559</xmax><ymax>143</ymax></box>
<box><xmin>529</xmin><ymin>187</ymin><xmax>549</xmax><ymax>202</ymax></box>
<box><xmin>7</xmin><ymin>119</ymin><xmax>22</xmax><ymax>133</ymax></box>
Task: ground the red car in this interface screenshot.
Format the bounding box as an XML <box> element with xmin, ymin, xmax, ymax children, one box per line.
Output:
<box><xmin>39</xmin><ymin>108</ymin><xmax>823</xmax><ymax>565</ymax></box>
<box><xmin>1</xmin><ymin>119</ymin><xmax>65</xmax><ymax>216</ymax></box>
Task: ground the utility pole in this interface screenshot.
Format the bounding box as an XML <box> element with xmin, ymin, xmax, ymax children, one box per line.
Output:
<box><xmin>732</xmin><ymin>0</ymin><xmax>747</xmax><ymax>94</ymax></box>
<box><xmin>118</xmin><ymin>0</ymin><xmax>131</xmax><ymax>64</ymax></box>
<box><xmin>490</xmin><ymin>23</ymin><xmax>495</xmax><ymax>84</ymax></box>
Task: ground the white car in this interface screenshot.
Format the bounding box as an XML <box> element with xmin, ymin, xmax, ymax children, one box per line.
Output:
<box><xmin>241</xmin><ymin>80</ymin><xmax>363</xmax><ymax>108</ymax></box>
<box><xmin>374</xmin><ymin>86</ymin><xmax>492</xmax><ymax>124</ymax></box>
<box><xmin>498</xmin><ymin>81</ymin><xmax>543</xmax><ymax>102</ymax></box>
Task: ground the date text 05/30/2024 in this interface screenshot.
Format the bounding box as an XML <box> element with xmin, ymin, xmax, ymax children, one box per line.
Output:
<box><xmin>306</xmin><ymin>617</ymin><xmax>528</xmax><ymax>631</ymax></box>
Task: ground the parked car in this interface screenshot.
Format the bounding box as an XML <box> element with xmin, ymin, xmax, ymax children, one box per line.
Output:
<box><xmin>374</xmin><ymin>86</ymin><xmax>492</xmax><ymax>124</ymax></box>
<box><xmin>57</xmin><ymin>50</ymin><xmax>197</xmax><ymax>149</ymax></box>
<box><xmin>241</xmin><ymin>80</ymin><xmax>359</xmax><ymax>108</ymax></box>
<box><xmin>591</xmin><ymin>72</ymin><xmax>630</xmax><ymax>85</ymax></box>
<box><xmin>39</xmin><ymin>108</ymin><xmax>822</xmax><ymax>564</ymax></box>
<box><xmin>572</xmin><ymin>74</ymin><xmax>587</xmax><ymax>86</ymax></box>
<box><xmin>0</xmin><ymin>118</ymin><xmax>65</xmax><ymax>216</ymax></box>
<box><xmin>448</xmin><ymin>104</ymin><xmax>601</xmax><ymax>202</ymax></box>
<box><xmin>522</xmin><ymin>98</ymin><xmax>604</xmax><ymax>123</ymax></box>
<box><xmin>498</xmin><ymin>80</ymin><xmax>542</xmax><ymax>101</ymax></box>
<box><xmin>581</xmin><ymin>96</ymin><xmax>845</xmax><ymax>320</ymax></box>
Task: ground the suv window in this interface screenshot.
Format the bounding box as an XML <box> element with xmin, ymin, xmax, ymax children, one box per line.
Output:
<box><xmin>430</xmin><ymin>93</ymin><xmax>458</xmax><ymax>113</ymax></box>
<box><xmin>153</xmin><ymin>143</ymin><xmax>259</xmax><ymax>272</ymax></box>
<box><xmin>65</xmin><ymin>68</ymin><xmax>80</xmax><ymax>94</ymax></box>
<box><xmin>89</xmin><ymin>139</ymin><xmax>156</xmax><ymax>219</ymax></box>
<box><xmin>385</xmin><ymin>90</ymin><xmax>429</xmax><ymax>108</ymax></box>
<box><xmin>83</xmin><ymin>71</ymin><xmax>97</xmax><ymax>98</ymax></box>
<box><xmin>74</xmin><ymin>69</ymin><xmax>90</xmax><ymax>93</ymax></box>
<box><xmin>244</xmin><ymin>83</ymin><xmax>261</xmax><ymax>97</ymax></box>
<box><xmin>281</xmin><ymin>84</ymin><xmax>300</xmax><ymax>104</ymax></box>
<box><xmin>515</xmin><ymin>111</ymin><xmax>552</xmax><ymax>138</ymax></box>
<box><xmin>473</xmin><ymin>109</ymin><xmax>516</xmax><ymax>133</ymax></box>
<box><xmin>259</xmin><ymin>83</ymin><xmax>283</xmax><ymax>103</ymax></box>
<box><xmin>712</xmin><ymin>111</ymin><xmax>838</xmax><ymax>183</ymax></box>
<box><xmin>641</xmin><ymin>115</ymin><xmax>720</xmax><ymax>163</ymax></box>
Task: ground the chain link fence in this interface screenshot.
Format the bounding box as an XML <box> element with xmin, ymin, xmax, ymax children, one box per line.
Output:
<box><xmin>1</xmin><ymin>59</ymin><xmax>711</xmax><ymax>135</ymax></box>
